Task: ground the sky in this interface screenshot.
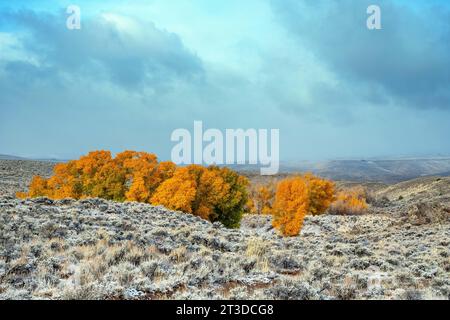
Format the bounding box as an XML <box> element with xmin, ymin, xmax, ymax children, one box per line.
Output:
<box><xmin>0</xmin><ymin>0</ymin><xmax>449</xmax><ymax>161</ymax></box>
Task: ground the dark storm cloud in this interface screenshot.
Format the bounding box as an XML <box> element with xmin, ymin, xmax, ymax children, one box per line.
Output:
<box><xmin>1</xmin><ymin>10</ymin><xmax>204</xmax><ymax>91</ymax></box>
<box><xmin>0</xmin><ymin>9</ymin><xmax>208</xmax><ymax>159</ymax></box>
<box><xmin>1</xmin><ymin>2</ymin><xmax>449</xmax><ymax>160</ymax></box>
<box><xmin>271</xmin><ymin>0</ymin><xmax>450</xmax><ymax>110</ymax></box>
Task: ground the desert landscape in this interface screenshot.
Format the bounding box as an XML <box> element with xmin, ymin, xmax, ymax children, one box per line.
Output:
<box><xmin>1</xmin><ymin>0</ymin><xmax>449</xmax><ymax>307</ymax></box>
<box><xmin>0</xmin><ymin>158</ymin><xmax>449</xmax><ymax>300</ymax></box>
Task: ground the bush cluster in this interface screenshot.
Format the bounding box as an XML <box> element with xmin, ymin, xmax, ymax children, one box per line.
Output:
<box><xmin>19</xmin><ymin>150</ymin><xmax>369</xmax><ymax>235</ymax></box>
<box><xmin>18</xmin><ymin>151</ymin><xmax>249</xmax><ymax>228</ymax></box>
<box><xmin>328</xmin><ymin>187</ymin><xmax>368</xmax><ymax>216</ymax></box>
<box><xmin>271</xmin><ymin>174</ymin><xmax>335</xmax><ymax>237</ymax></box>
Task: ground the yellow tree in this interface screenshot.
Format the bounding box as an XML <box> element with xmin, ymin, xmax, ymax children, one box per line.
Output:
<box><xmin>75</xmin><ymin>151</ymin><xmax>113</xmax><ymax>197</ymax></box>
<box><xmin>303</xmin><ymin>173</ymin><xmax>335</xmax><ymax>216</ymax></box>
<box><xmin>151</xmin><ymin>171</ymin><xmax>197</xmax><ymax>214</ymax></box>
<box><xmin>257</xmin><ymin>184</ymin><xmax>275</xmax><ymax>215</ymax></box>
<box><xmin>22</xmin><ymin>150</ymin><xmax>174</xmax><ymax>202</ymax></box>
<box><xmin>45</xmin><ymin>162</ymin><xmax>83</xmax><ymax>199</ymax></box>
<box><xmin>330</xmin><ymin>187</ymin><xmax>368</xmax><ymax>215</ymax></box>
<box><xmin>208</xmin><ymin>166</ymin><xmax>249</xmax><ymax>228</ymax></box>
<box><xmin>247</xmin><ymin>182</ymin><xmax>275</xmax><ymax>215</ymax></box>
<box><xmin>90</xmin><ymin>160</ymin><xmax>127</xmax><ymax>201</ymax></box>
<box><xmin>272</xmin><ymin>177</ymin><xmax>310</xmax><ymax>237</ymax></box>
<box><xmin>18</xmin><ymin>176</ymin><xmax>49</xmax><ymax>198</ymax></box>
<box><xmin>152</xmin><ymin>161</ymin><xmax>177</xmax><ymax>191</ymax></box>
<box><xmin>246</xmin><ymin>197</ymin><xmax>256</xmax><ymax>214</ymax></box>
<box><xmin>123</xmin><ymin>152</ymin><xmax>158</xmax><ymax>202</ymax></box>
<box><xmin>21</xmin><ymin>150</ymin><xmax>247</xmax><ymax>229</ymax></box>
<box><xmin>151</xmin><ymin>165</ymin><xmax>228</xmax><ymax>220</ymax></box>
<box><xmin>123</xmin><ymin>152</ymin><xmax>175</xmax><ymax>203</ymax></box>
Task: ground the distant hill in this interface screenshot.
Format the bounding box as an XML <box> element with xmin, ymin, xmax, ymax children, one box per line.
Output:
<box><xmin>296</xmin><ymin>159</ymin><xmax>450</xmax><ymax>183</ymax></box>
<box><xmin>238</xmin><ymin>158</ymin><xmax>450</xmax><ymax>183</ymax></box>
<box><xmin>0</xmin><ymin>154</ymin><xmax>63</xmax><ymax>162</ymax></box>
<box><xmin>375</xmin><ymin>176</ymin><xmax>450</xmax><ymax>204</ymax></box>
<box><xmin>2</xmin><ymin>154</ymin><xmax>450</xmax><ymax>183</ymax></box>
<box><xmin>0</xmin><ymin>154</ymin><xmax>29</xmax><ymax>160</ymax></box>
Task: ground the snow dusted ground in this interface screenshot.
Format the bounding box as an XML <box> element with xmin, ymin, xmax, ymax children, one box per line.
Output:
<box><xmin>0</xmin><ymin>160</ymin><xmax>449</xmax><ymax>300</ymax></box>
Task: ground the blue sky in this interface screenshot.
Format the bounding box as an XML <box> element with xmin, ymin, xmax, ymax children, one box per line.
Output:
<box><xmin>1</xmin><ymin>0</ymin><xmax>449</xmax><ymax>161</ymax></box>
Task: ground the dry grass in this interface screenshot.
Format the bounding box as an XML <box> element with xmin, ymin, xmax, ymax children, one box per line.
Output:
<box><xmin>246</xmin><ymin>237</ymin><xmax>270</xmax><ymax>272</ymax></box>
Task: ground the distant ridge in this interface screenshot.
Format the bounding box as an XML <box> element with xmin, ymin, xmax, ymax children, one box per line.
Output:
<box><xmin>236</xmin><ymin>158</ymin><xmax>450</xmax><ymax>183</ymax></box>
<box><xmin>0</xmin><ymin>154</ymin><xmax>29</xmax><ymax>160</ymax></box>
<box><xmin>2</xmin><ymin>154</ymin><xmax>450</xmax><ymax>183</ymax></box>
<box><xmin>0</xmin><ymin>154</ymin><xmax>63</xmax><ymax>162</ymax></box>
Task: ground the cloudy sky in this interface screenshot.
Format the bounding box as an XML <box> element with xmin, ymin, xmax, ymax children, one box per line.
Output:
<box><xmin>1</xmin><ymin>0</ymin><xmax>449</xmax><ymax>161</ymax></box>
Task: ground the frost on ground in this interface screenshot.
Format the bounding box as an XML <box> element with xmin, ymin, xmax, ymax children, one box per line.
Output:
<box><xmin>0</xmin><ymin>160</ymin><xmax>449</xmax><ymax>300</ymax></box>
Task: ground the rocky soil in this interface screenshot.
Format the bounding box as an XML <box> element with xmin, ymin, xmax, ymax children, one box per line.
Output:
<box><xmin>0</xmin><ymin>160</ymin><xmax>449</xmax><ymax>300</ymax></box>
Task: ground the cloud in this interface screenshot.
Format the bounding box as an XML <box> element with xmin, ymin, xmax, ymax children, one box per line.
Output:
<box><xmin>1</xmin><ymin>10</ymin><xmax>204</xmax><ymax>91</ymax></box>
<box><xmin>0</xmin><ymin>9</ymin><xmax>208</xmax><ymax>159</ymax></box>
<box><xmin>271</xmin><ymin>0</ymin><xmax>450</xmax><ymax>110</ymax></box>
<box><xmin>0</xmin><ymin>3</ymin><xmax>449</xmax><ymax>160</ymax></box>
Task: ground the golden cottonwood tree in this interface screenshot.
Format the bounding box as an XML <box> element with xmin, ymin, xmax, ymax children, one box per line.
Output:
<box><xmin>248</xmin><ymin>183</ymin><xmax>275</xmax><ymax>215</ymax></box>
<box><xmin>270</xmin><ymin>174</ymin><xmax>335</xmax><ymax>236</ymax></box>
<box><xmin>20</xmin><ymin>151</ymin><xmax>248</xmax><ymax>228</ymax></box>
<box><xmin>124</xmin><ymin>152</ymin><xmax>155</xmax><ymax>202</ymax></box>
<box><xmin>272</xmin><ymin>177</ymin><xmax>310</xmax><ymax>237</ymax></box>
<box><xmin>329</xmin><ymin>187</ymin><xmax>368</xmax><ymax>215</ymax></box>
<box><xmin>208</xmin><ymin>166</ymin><xmax>249</xmax><ymax>228</ymax></box>
<box><xmin>19</xmin><ymin>150</ymin><xmax>175</xmax><ymax>203</ymax></box>
<box><xmin>303</xmin><ymin>173</ymin><xmax>335</xmax><ymax>216</ymax></box>
<box><xmin>25</xmin><ymin>176</ymin><xmax>49</xmax><ymax>198</ymax></box>
<box><xmin>151</xmin><ymin>165</ymin><xmax>249</xmax><ymax>228</ymax></box>
<box><xmin>151</xmin><ymin>165</ymin><xmax>229</xmax><ymax>220</ymax></box>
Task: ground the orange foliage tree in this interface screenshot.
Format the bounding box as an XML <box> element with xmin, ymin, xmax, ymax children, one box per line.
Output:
<box><xmin>329</xmin><ymin>187</ymin><xmax>368</xmax><ymax>215</ymax></box>
<box><xmin>272</xmin><ymin>177</ymin><xmax>310</xmax><ymax>237</ymax></box>
<box><xmin>247</xmin><ymin>183</ymin><xmax>275</xmax><ymax>215</ymax></box>
<box><xmin>208</xmin><ymin>166</ymin><xmax>249</xmax><ymax>228</ymax></box>
<box><xmin>303</xmin><ymin>173</ymin><xmax>335</xmax><ymax>216</ymax></box>
<box><xmin>123</xmin><ymin>152</ymin><xmax>176</xmax><ymax>203</ymax></box>
<box><xmin>151</xmin><ymin>165</ymin><xmax>224</xmax><ymax>219</ymax></box>
<box><xmin>18</xmin><ymin>151</ymin><xmax>175</xmax><ymax>202</ymax></box>
<box><xmin>20</xmin><ymin>151</ymin><xmax>249</xmax><ymax>228</ymax></box>
<box><xmin>270</xmin><ymin>174</ymin><xmax>335</xmax><ymax>236</ymax></box>
<box><xmin>151</xmin><ymin>165</ymin><xmax>249</xmax><ymax>228</ymax></box>
<box><xmin>23</xmin><ymin>176</ymin><xmax>49</xmax><ymax>198</ymax></box>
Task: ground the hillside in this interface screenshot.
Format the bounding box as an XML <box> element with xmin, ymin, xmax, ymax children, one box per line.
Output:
<box><xmin>239</xmin><ymin>158</ymin><xmax>450</xmax><ymax>183</ymax></box>
<box><xmin>0</xmin><ymin>159</ymin><xmax>449</xmax><ymax>300</ymax></box>
<box><xmin>0</xmin><ymin>160</ymin><xmax>54</xmax><ymax>197</ymax></box>
<box><xmin>0</xmin><ymin>155</ymin><xmax>29</xmax><ymax>161</ymax></box>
